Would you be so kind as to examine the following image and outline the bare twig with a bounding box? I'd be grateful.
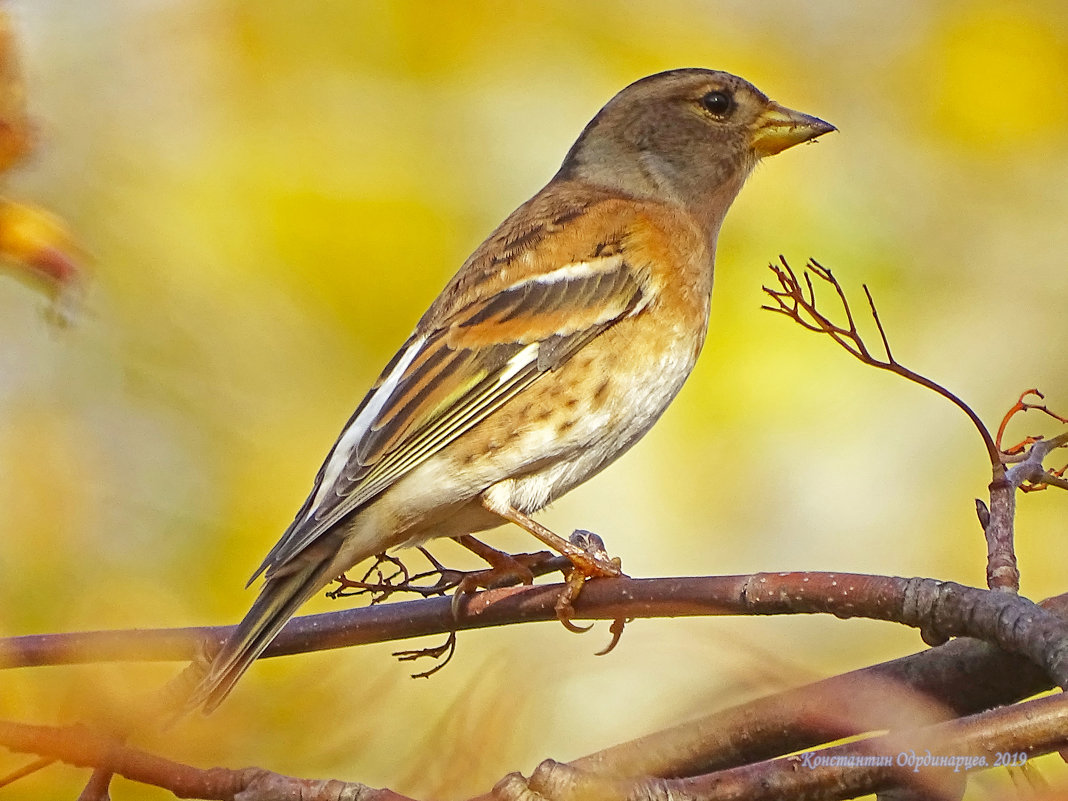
[0,756,55,788]
[996,389,1068,454]
[762,258,1068,595]
[762,257,1000,469]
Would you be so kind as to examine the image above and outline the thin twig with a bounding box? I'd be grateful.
[763,257,1001,470]
[762,257,1054,594]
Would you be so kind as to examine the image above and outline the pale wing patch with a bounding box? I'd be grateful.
[309,334,427,512]
[523,258,621,286]
[497,342,540,383]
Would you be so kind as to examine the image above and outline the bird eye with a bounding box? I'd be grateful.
[700,90,733,117]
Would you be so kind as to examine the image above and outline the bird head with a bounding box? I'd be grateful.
[557,68,835,232]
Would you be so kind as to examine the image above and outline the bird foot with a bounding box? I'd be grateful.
[449,558,539,620]
[567,529,622,577]
[555,569,594,633]
[553,530,625,633]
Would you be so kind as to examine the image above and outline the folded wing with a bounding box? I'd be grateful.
[253,240,648,582]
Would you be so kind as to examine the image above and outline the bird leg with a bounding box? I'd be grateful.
[479,495,623,578]
[395,536,558,677]
[453,534,543,588]
[479,495,623,631]
[448,534,541,620]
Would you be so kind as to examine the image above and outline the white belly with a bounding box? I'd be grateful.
[504,329,698,513]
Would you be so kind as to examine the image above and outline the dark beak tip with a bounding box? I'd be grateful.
[809,116,837,137]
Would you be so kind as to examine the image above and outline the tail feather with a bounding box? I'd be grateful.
[185,555,338,714]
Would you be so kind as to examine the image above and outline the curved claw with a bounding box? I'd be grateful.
[558,609,594,634]
[595,618,627,655]
[554,568,594,633]
[394,631,457,679]
[450,582,470,621]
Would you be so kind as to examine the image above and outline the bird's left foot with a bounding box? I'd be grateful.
[555,530,624,633]
[568,529,620,574]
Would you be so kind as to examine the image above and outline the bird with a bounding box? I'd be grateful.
[185,67,834,713]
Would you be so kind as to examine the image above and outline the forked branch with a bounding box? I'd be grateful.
[763,257,1068,593]
[763,257,1001,471]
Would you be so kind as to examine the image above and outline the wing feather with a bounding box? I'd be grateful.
[254,210,649,579]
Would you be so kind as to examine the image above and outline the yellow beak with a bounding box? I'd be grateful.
[751,101,836,157]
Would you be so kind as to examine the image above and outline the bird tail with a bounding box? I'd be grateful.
[182,553,339,715]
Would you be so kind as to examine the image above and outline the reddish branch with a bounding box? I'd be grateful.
[996,389,1068,456]
[763,258,1068,594]
[499,692,1068,801]
[5,574,1068,689]
[4,593,1068,799]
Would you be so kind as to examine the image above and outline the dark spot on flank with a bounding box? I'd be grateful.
[557,419,577,435]
[593,379,611,406]
[592,239,622,258]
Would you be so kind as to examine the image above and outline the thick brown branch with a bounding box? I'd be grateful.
[498,692,1068,801]
[6,594,1068,801]
[570,591,1068,780]
[0,719,410,801]
[984,419,1068,593]
[985,401,1068,592]
[4,575,1068,691]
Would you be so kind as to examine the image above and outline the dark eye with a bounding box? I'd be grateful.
[700,90,733,117]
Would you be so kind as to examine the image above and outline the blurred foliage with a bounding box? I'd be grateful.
[0,11,83,324]
[0,1,1066,798]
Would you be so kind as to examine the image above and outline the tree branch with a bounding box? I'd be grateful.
[5,575,1068,688]
[499,691,1068,801]
[763,257,1068,596]
[762,257,1001,469]
[6,593,1068,800]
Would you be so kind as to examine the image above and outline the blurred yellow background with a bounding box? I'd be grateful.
[1,1,1066,797]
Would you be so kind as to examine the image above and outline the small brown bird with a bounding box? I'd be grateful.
[187,68,833,712]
